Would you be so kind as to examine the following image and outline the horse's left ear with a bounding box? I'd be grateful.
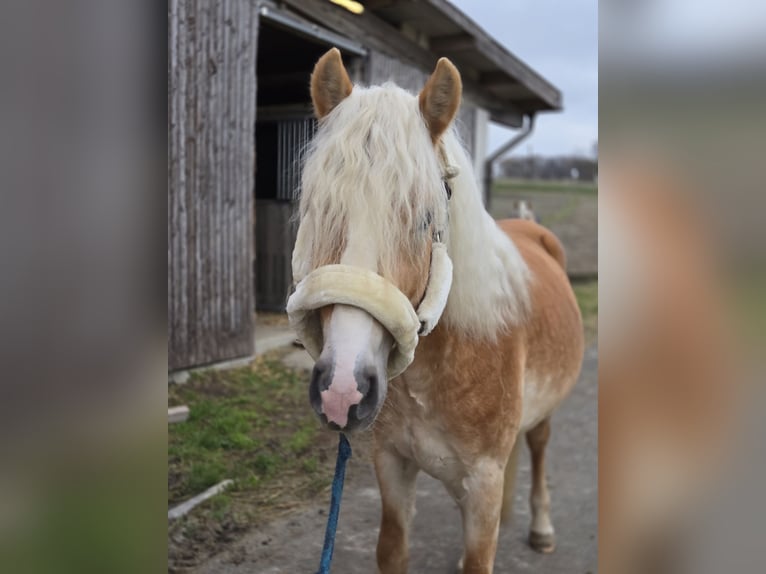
[419,58,462,142]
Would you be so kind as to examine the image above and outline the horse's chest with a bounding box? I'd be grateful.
[386,390,465,484]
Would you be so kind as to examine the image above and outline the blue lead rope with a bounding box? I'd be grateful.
[315,433,352,574]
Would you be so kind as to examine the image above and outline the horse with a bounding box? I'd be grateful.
[287,48,584,574]
[511,199,539,222]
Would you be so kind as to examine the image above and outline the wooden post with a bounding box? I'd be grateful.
[168,0,258,370]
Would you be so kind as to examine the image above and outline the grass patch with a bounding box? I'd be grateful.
[538,196,579,228]
[168,356,333,503]
[168,353,339,570]
[573,280,598,345]
[494,178,597,195]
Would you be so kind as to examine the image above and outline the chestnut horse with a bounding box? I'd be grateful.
[289,49,584,573]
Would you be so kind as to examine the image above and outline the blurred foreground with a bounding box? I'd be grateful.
[600,0,766,571]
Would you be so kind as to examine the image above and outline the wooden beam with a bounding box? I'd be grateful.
[363,0,398,9]
[474,35,561,109]
[489,84,536,99]
[480,70,518,85]
[422,0,562,109]
[429,33,476,54]
[487,108,524,128]
[280,0,436,71]
[484,81,525,94]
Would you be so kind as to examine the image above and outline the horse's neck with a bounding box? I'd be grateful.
[441,135,531,340]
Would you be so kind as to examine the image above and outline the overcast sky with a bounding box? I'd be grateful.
[449,0,598,159]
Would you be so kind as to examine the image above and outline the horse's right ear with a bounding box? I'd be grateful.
[310,48,353,120]
[419,58,462,142]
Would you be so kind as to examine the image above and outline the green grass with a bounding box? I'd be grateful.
[168,356,333,505]
[168,354,341,569]
[493,178,597,195]
[539,196,579,228]
[573,280,598,344]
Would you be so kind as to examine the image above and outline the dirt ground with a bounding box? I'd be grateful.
[192,345,597,574]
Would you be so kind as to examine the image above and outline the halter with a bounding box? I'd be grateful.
[287,144,459,380]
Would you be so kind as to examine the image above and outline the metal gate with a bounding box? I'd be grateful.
[255,115,317,311]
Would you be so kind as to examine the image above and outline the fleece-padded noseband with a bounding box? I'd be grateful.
[286,241,453,380]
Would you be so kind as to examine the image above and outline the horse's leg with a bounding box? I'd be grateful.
[526,417,556,553]
[374,448,419,574]
[456,459,506,574]
[500,437,522,525]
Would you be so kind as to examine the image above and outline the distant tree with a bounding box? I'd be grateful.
[499,154,597,181]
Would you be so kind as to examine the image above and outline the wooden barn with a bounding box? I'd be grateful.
[168,0,561,371]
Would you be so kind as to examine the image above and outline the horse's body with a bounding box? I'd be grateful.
[290,49,584,573]
[374,218,583,572]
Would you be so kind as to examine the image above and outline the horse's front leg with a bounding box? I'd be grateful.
[374,447,419,574]
[456,459,506,574]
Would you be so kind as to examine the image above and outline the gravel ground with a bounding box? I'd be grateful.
[194,346,597,574]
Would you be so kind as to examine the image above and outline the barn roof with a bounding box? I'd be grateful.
[278,0,561,127]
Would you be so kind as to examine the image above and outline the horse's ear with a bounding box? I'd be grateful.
[310,48,353,120]
[419,58,462,142]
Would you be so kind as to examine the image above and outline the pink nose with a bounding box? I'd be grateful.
[320,387,363,428]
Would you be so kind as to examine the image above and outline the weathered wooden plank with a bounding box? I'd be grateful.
[168,0,257,370]
[168,406,190,424]
[168,479,234,520]
[429,33,476,53]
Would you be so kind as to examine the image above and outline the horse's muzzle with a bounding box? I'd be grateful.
[309,358,384,431]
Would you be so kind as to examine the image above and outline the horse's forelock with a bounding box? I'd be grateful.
[297,85,447,280]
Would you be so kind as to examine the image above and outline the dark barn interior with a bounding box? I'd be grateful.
[254,18,362,310]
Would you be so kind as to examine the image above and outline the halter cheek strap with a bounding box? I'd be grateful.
[416,242,452,336]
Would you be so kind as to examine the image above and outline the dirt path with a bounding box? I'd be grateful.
[194,346,597,574]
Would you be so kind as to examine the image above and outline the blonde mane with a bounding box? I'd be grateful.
[440,131,531,339]
[293,83,530,340]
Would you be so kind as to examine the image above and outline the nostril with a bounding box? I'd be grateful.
[355,368,379,420]
[355,366,377,396]
[311,360,333,391]
[309,360,332,414]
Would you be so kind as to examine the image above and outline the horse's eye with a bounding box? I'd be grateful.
[420,211,433,232]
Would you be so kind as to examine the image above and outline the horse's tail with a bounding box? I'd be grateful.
[539,228,567,271]
[501,437,522,525]
[497,219,568,272]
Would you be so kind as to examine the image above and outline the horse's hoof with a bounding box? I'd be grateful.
[528,530,556,554]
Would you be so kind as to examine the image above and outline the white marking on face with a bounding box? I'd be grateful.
[317,217,391,428]
[320,305,375,427]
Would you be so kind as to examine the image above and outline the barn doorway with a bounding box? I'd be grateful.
[254,10,364,311]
